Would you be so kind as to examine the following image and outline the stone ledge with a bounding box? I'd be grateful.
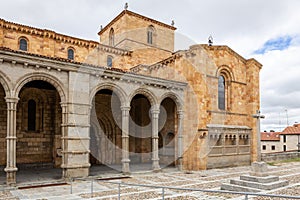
[221,183,261,193]
[240,175,279,183]
[230,179,289,190]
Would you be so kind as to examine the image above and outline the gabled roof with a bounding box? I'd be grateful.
[281,124,300,135]
[98,10,176,35]
[261,132,280,141]
[200,44,262,68]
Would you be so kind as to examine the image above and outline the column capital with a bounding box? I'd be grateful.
[5,97,19,104]
[177,110,184,118]
[120,106,131,112]
[150,107,160,115]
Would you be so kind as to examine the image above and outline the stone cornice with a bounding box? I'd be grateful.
[200,44,262,68]
[98,10,176,35]
[0,47,187,91]
[130,54,181,73]
[97,43,132,56]
[207,110,248,117]
[0,18,98,48]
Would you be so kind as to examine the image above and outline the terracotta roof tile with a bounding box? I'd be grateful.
[261,132,280,141]
[281,124,300,135]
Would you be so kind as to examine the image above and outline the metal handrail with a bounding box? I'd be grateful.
[71,178,300,199]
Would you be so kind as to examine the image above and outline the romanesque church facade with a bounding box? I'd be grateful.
[0,9,262,185]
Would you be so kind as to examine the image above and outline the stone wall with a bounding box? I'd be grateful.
[99,11,175,52]
[16,86,62,167]
[262,151,300,162]
[0,19,98,63]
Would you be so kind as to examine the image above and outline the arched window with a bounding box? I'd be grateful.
[147,26,155,44]
[109,28,114,46]
[218,75,226,110]
[107,56,113,67]
[67,48,74,60]
[19,38,28,51]
[28,99,36,131]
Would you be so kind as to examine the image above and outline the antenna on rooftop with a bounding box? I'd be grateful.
[285,109,289,126]
[124,2,128,10]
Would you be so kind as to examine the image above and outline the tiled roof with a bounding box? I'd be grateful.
[0,46,126,73]
[281,124,300,135]
[261,132,280,141]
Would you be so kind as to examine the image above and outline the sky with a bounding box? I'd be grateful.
[1,0,300,131]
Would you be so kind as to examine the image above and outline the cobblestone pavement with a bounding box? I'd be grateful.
[1,162,300,200]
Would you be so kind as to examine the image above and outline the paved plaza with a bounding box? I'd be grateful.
[1,162,300,200]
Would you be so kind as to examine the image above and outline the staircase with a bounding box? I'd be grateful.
[221,162,289,192]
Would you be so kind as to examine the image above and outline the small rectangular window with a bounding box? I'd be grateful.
[283,135,286,143]
[271,145,276,151]
[283,145,286,152]
[262,145,266,150]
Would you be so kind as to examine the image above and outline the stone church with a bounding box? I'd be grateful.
[0,8,262,185]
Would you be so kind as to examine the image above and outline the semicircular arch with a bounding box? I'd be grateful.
[14,72,66,102]
[216,65,235,81]
[0,70,12,97]
[128,87,158,107]
[158,92,183,111]
[90,83,127,106]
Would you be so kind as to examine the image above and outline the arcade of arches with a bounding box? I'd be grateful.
[0,63,185,186]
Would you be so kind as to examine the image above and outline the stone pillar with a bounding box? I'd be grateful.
[60,102,68,178]
[177,110,184,171]
[151,107,160,172]
[121,106,130,174]
[5,97,19,186]
[61,102,91,179]
[252,110,265,162]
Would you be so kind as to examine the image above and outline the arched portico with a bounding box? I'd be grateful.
[158,92,184,170]
[5,73,66,185]
[89,88,123,175]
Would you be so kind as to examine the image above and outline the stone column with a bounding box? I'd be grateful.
[177,110,184,171]
[151,107,160,172]
[252,110,265,162]
[4,97,19,186]
[121,106,130,174]
[60,102,68,178]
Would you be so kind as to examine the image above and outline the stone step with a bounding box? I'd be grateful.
[240,175,279,183]
[221,183,262,193]
[230,179,289,190]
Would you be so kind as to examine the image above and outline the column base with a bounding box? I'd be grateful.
[152,160,161,172]
[62,165,89,179]
[122,159,131,175]
[5,167,18,186]
[177,158,183,171]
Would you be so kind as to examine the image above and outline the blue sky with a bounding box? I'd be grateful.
[254,36,292,54]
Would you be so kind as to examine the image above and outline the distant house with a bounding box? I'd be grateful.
[280,123,300,152]
[261,131,281,153]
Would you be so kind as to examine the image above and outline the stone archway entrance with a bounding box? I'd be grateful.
[159,98,177,167]
[129,94,152,169]
[0,84,7,184]
[16,80,62,181]
[89,89,122,173]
